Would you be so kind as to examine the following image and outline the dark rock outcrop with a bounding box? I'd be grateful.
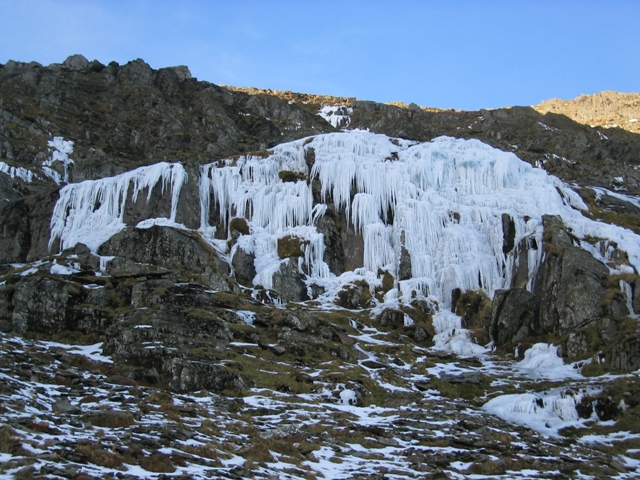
[272,258,308,302]
[12,276,77,334]
[491,288,536,347]
[491,215,635,363]
[537,217,616,336]
[0,191,58,263]
[98,226,229,290]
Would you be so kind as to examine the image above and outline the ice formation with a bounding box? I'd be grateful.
[199,130,640,309]
[318,105,353,128]
[43,137,74,184]
[0,161,35,183]
[483,389,586,437]
[516,343,582,380]
[49,130,640,312]
[50,162,187,252]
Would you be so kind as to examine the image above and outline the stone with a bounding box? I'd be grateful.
[538,239,609,335]
[501,213,516,254]
[271,258,308,302]
[491,288,536,346]
[439,372,483,384]
[99,226,229,288]
[12,276,77,334]
[608,336,640,372]
[0,192,59,263]
[167,359,245,392]
[231,246,256,283]
[63,54,89,70]
[337,280,372,309]
[53,398,79,414]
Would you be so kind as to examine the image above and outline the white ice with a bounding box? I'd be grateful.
[516,343,582,380]
[0,161,35,183]
[483,388,586,437]
[43,137,74,184]
[46,130,640,319]
[49,162,187,252]
[318,105,353,128]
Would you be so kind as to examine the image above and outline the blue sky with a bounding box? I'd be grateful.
[1,0,638,110]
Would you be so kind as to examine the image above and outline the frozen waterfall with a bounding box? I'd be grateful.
[47,130,640,310]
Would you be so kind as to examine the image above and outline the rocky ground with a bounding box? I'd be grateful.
[1,307,640,479]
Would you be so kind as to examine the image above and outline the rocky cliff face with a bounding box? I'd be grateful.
[534,90,640,135]
[2,55,640,478]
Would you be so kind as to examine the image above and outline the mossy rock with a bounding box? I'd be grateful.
[278,170,306,183]
[229,217,250,235]
[336,280,373,309]
[277,235,307,259]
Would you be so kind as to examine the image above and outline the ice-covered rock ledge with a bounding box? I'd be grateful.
[48,130,640,317]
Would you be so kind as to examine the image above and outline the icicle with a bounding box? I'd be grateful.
[194,130,640,309]
[49,162,187,252]
[43,137,75,184]
[0,161,35,182]
[620,280,637,317]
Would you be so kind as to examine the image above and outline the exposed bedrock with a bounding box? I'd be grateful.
[491,215,638,369]
[98,225,229,290]
[0,191,58,263]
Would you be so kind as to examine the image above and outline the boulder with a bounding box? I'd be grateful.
[538,238,610,336]
[337,280,373,309]
[98,226,229,289]
[491,288,536,347]
[271,258,308,302]
[63,54,89,70]
[231,246,256,283]
[167,359,245,393]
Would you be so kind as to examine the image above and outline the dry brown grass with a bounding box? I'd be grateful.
[0,426,21,454]
[138,452,176,473]
[83,410,135,428]
[76,444,125,470]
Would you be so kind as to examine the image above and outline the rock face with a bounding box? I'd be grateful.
[2,55,640,383]
[4,55,640,480]
[12,276,75,334]
[0,191,59,263]
[491,288,536,347]
[99,226,229,290]
[491,214,639,369]
[537,216,613,336]
[0,56,331,187]
[534,91,640,135]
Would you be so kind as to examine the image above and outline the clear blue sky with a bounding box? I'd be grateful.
[1,0,638,110]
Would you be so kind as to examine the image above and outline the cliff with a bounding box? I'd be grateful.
[1,55,640,478]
